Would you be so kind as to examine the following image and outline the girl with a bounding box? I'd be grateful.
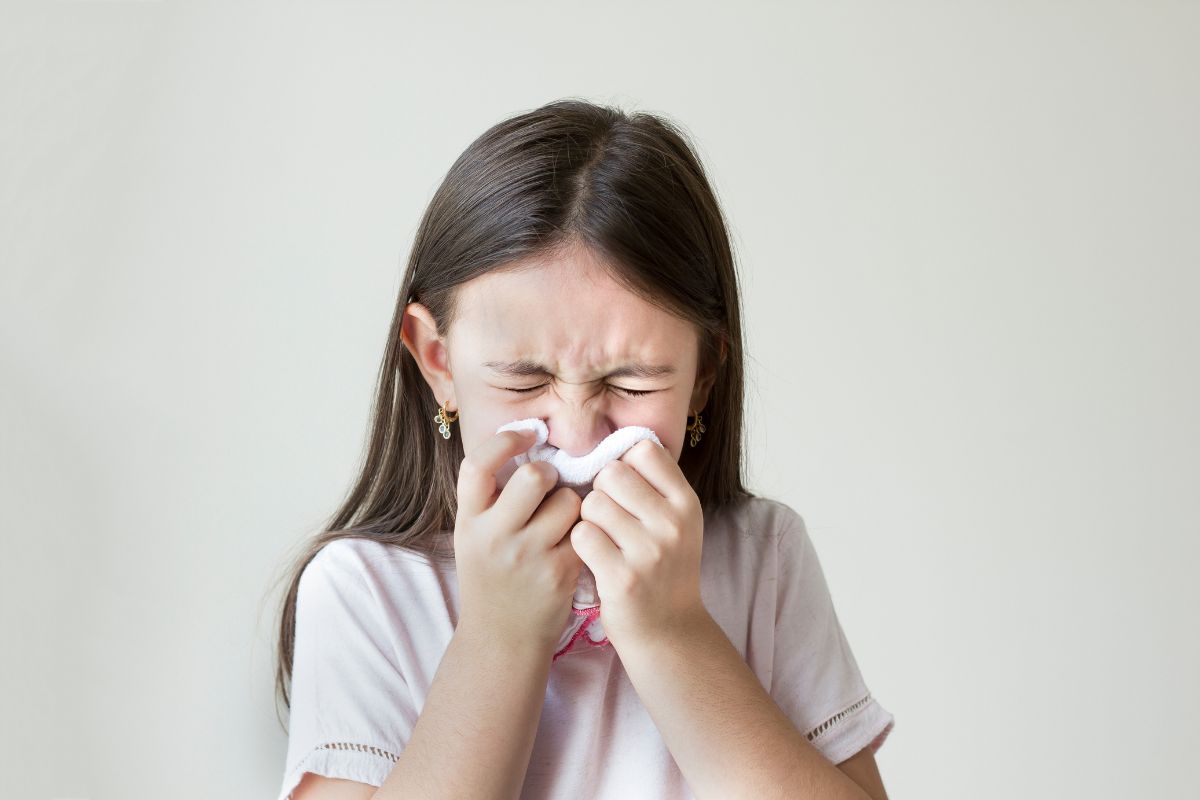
[271,99,894,800]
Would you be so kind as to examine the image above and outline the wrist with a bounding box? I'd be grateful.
[455,615,561,661]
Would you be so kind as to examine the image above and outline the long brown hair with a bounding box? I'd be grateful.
[269,97,756,729]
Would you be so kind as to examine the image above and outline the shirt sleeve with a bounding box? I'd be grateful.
[769,510,895,765]
[276,542,419,800]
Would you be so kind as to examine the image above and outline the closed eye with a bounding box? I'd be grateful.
[505,385,656,397]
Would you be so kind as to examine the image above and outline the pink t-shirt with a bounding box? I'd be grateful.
[276,496,894,799]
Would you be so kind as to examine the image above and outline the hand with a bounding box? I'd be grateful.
[569,438,707,647]
[454,429,586,652]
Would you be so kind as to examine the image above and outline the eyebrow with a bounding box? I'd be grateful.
[484,359,677,380]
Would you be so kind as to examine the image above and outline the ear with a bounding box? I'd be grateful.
[689,336,725,412]
[400,302,456,410]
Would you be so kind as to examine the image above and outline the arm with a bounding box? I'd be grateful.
[370,620,555,800]
[836,746,889,800]
[615,608,886,800]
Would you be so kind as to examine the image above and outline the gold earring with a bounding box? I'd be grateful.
[686,408,706,447]
[434,400,459,440]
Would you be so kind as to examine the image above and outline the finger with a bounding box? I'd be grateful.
[591,457,665,526]
[524,485,584,550]
[487,459,562,535]
[457,429,539,517]
[579,488,642,555]
[615,439,681,506]
[570,518,622,576]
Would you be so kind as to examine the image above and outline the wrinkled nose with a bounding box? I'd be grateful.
[544,416,615,459]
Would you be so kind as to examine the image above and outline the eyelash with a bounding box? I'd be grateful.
[505,385,655,398]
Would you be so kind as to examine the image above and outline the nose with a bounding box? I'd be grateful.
[543,412,616,458]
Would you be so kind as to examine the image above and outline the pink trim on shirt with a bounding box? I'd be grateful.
[552,606,611,661]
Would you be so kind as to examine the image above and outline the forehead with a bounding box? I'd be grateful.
[451,254,696,375]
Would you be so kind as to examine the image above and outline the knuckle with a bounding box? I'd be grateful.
[592,470,610,492]
[512,461,558,494]
[665,517,684,540]
[515,461,543,483]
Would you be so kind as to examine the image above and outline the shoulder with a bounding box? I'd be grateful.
[704,495,810,545]
[301,534,461,627]
[307,535,440,578]
[299,535,448,609]
[292,537,450,654]
[699,496,815,597]
[308,535,395,572]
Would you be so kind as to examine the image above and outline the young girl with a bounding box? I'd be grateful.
[272,99,894,800]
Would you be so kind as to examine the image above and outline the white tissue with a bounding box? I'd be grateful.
[493,417,663,500]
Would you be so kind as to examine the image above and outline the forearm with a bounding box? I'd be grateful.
[615,609,871,800]
[372,621,553,800]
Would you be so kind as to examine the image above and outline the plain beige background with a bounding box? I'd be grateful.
[2,1,1197,798]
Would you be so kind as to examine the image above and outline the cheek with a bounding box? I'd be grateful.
[613,405,684,460]
[453,402,523,455]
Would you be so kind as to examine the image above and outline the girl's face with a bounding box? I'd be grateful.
[401,247,717,465]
